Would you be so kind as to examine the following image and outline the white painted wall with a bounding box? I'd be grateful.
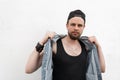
[0,0,120,80]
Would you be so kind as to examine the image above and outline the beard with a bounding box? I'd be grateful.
[68,31,81,40]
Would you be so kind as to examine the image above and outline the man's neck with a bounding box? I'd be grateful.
[64,35,79,44]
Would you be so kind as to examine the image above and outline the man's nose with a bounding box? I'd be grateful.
[74,25,79,29]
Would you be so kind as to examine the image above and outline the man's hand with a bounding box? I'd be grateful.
[39,31,56,45]
[88,36,99,47]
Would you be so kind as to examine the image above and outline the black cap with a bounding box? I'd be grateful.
[67,9,86,23]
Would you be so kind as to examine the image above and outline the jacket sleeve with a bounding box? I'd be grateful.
[86,44,102,80]
[41,39,53,80]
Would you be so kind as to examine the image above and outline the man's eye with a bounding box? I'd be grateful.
[78,24,82,27]
[71,23,76,26]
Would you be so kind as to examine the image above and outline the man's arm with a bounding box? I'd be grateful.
[25,32,56,74]
[88,36,106,73]
[25,49,43,74]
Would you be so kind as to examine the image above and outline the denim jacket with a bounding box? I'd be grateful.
[41,35,102,80]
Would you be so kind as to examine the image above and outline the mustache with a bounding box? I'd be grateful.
[72,31,79,33]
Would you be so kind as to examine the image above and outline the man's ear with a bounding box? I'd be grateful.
[66,23,68,28]
[83,24,85,28]
[84,24,86,27]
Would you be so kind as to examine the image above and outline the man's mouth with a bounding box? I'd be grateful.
[72,32,79,35]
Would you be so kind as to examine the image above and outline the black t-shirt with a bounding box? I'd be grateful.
[52,39,87,80]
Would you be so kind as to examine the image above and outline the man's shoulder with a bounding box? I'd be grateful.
[52,34,66,42]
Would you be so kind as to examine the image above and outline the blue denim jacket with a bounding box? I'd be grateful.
[41,35,102,80]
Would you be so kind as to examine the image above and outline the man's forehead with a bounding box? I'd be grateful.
[69,17,84,24]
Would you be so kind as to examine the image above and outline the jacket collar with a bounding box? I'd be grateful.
[52,34,93,51]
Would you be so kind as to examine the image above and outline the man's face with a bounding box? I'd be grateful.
[66,17,85,40]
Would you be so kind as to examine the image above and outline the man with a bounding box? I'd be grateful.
[25,10,105,80]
